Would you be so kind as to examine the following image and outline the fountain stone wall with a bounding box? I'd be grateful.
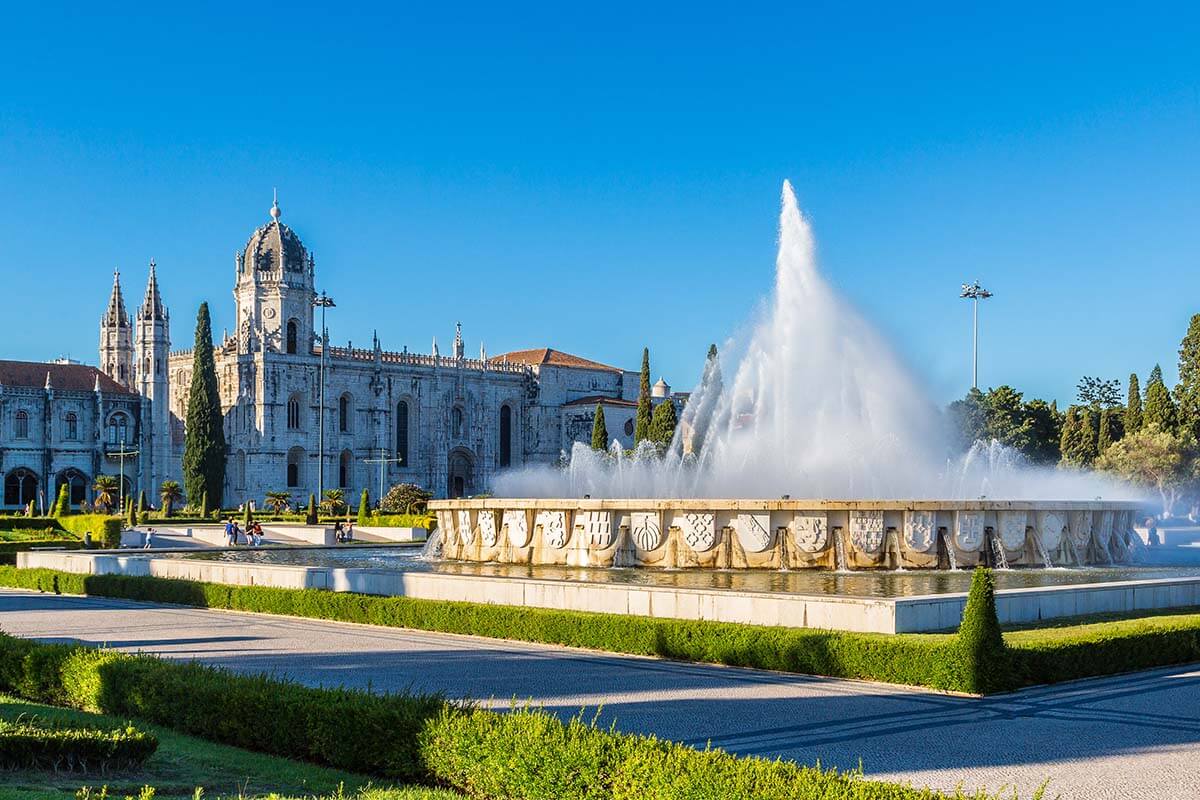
[428,499,1142,570]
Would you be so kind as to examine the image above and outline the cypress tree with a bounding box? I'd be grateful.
[53,483,70,517]
[242,502,252,527]
[200,490,209,518]
[1177,314,1200,442]
[1097,408,1115,456]
[182,302,227,509]
[137,490,147,514]
[649,399,678,449]
[306,493,318,525]
[1125,373,1143,434]
[1078,407,1099,466]
[358,488,370,524]
[1144,364,1178,432]
[1059,406,1084,467]
[126,496,136,528]
[634,347,652,445]
[956,567,1010,694]
[591,403,609,451]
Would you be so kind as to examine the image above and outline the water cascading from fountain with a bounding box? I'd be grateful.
[989,530,1011,570]
[1032,530,1055,569]
[833,529,849,572]
[495,181,1141,503]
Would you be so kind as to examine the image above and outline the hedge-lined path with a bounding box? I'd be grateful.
[2,589,1197,800]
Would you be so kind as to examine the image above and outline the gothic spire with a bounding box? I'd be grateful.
[139,259,167,321]
[270,187,281,222]
[453,321,464,360]
[102,270,130,328]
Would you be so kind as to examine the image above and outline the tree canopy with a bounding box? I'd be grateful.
[182,302,227,509]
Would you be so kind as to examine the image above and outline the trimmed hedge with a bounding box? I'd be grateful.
[0,717,157,772]
[56,514,122,548]
[0,567,966,691]
[0,634,1001,799]
[365,514,436,530]
[0,539,84,566]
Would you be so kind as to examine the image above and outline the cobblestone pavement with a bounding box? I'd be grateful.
[2,589,1197,799]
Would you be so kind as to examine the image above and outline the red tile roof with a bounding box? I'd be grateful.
[489,348,622,373]
[0,360,133,394]
[563,395,637,408]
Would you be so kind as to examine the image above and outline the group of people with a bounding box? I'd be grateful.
[334,521,355,543]
[224,519,265,547]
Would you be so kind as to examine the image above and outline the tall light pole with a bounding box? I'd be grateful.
[960,281,993,390]
[313,291,336,503]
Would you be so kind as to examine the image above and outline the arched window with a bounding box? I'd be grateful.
[286,319,299,354]
[339,450,352,488]
[287,395,301,430]
[64,413,78,441]
[499,405,512,468]
[396,400,409,465]
[55,469,87,507]
[287,447,304,488]
[4,469,38,507]
[14,410,29,439]
[452,406,464,439]
[107,412,129,445]
[339,394,352,433]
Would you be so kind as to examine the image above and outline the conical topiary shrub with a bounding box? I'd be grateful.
[306,493,318,525]
[357,489,370,525]
[956,567,1011,694]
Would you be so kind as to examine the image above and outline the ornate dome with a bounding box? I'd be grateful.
[241,196,311,274]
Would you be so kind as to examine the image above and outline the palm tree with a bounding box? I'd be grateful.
[160,480,183,517]
[321,488,346,516]
[264,491,292,515]
[92,475,119,513]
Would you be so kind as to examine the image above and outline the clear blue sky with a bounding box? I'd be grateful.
[1,2,1197,406]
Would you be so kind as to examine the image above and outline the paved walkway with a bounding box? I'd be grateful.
[1,589,1196,799]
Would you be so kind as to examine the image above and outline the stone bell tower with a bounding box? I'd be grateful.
[99,270,133,388]
[135,259,172,491]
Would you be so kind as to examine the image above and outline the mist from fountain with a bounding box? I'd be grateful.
[495,181,1141,502]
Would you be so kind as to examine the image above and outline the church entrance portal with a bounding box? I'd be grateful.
[448,449,474,499]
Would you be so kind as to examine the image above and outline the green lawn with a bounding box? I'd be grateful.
[0,696,458,800]
[1005,606,1200,644]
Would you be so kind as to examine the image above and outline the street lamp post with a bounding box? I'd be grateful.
[960,281,993,390]
[111,446,140,516]
[363,448,404,508]
[313,291,336,503]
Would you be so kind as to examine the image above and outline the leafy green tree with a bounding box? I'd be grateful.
[159,480,183,517]
[380,483,433,514]
[590,403,608,451]
[1144,364,1178,433]
[1177,314,1200,443]
[982,385,1028,451]
[1125,373,1143,434]
[649,399,678,450]
[1097,424,1199,515]
[1021,399,1062,464]
[634,347,652,445]
[92,475,118,513]
[305,493,318,525]
[1076,376,1122,408]
[947,388,988,452]
[182,302,227,508]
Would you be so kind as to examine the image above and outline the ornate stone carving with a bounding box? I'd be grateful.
[736,513,772,553]
[503,510,530,548]
[680,512,716,552]
[1036,511,1065,551]
[578,511,614,548]
[479,510,499,547]
[536,510,568,549]
[849,510,884,553]
[955,511,984,552]
[1068,511,1093,546]
[1094,510,1114,544]
[790,512,827,553]
[457,510,474,545]
[999,511,1027,551]
[630,512,663,550]
[903,510,937,553]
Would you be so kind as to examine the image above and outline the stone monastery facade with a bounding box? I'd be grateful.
[88,196,658,506]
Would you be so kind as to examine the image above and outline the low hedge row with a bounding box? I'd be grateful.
[0,567,971,691]
[0,633,999,798]
[0,716,157,772]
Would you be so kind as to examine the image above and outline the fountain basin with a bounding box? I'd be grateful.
[429,499,1141,570]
